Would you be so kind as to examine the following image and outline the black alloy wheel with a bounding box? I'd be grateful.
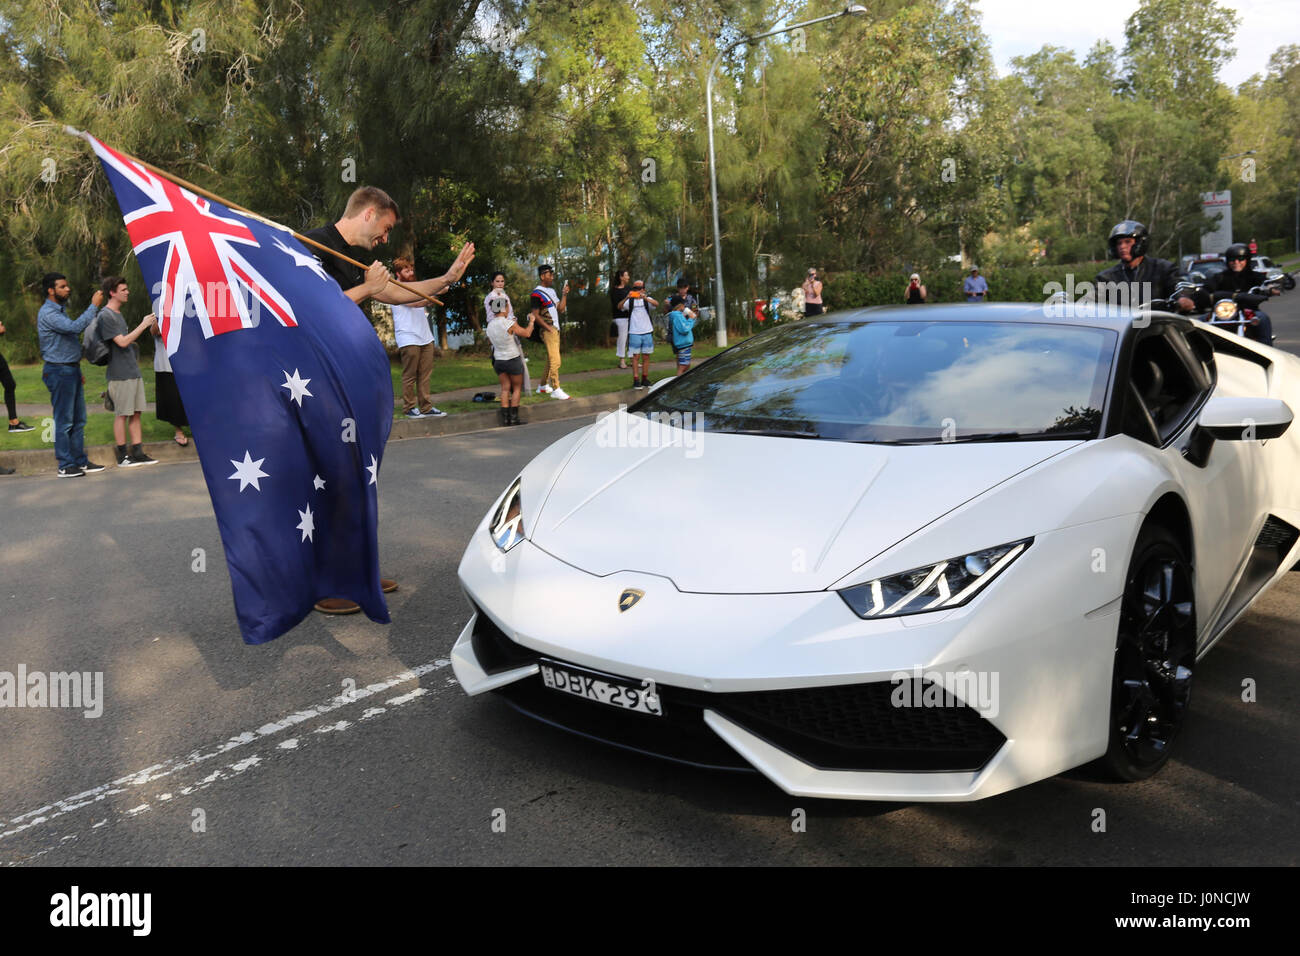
[1103,525,1197,781]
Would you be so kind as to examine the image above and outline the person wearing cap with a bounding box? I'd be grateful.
[904,273,927,304]
[532,264,569,400]
[487,292,536,425]
[963,267,988,302]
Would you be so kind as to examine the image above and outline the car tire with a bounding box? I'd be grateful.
[1101,524,1197,781]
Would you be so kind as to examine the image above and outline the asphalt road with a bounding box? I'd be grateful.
[2,296,1298,866]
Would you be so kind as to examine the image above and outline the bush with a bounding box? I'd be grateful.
[822,261,1111,310]
[1261,238,1294,259]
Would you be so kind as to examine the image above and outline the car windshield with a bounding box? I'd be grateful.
[637,319,1117,443]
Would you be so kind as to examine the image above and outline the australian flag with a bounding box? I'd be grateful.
[87,134,393,644]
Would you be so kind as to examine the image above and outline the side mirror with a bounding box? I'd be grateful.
[1198,396,1293,441]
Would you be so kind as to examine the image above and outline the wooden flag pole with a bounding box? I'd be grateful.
[65,127,443,307]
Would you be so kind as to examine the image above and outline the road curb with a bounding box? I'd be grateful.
[0,389,642,476]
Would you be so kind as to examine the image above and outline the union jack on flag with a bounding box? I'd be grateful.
[85,132,395,644]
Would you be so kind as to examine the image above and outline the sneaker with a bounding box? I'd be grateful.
[405,409,424,419]
[634,378,647,390]
[81,461,106,474]
[129,451,159,466]
[117,451,140,467]
[549,388,570,400]
[536,384,553,394]
[7,421,33,433]
[642,377,652,389]
[423,407,448,418]
[57,465,85,478]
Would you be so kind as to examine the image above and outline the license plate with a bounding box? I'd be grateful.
[539,661,663,717]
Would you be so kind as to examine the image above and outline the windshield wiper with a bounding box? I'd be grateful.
[873,429,1091,445]
[725,427,823,439]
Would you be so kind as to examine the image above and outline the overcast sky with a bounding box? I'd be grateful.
[976,0,1300,89]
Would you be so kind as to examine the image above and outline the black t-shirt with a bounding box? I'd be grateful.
[610,284,630,318]
[1205,267,1271,309]
[301,224,364,293]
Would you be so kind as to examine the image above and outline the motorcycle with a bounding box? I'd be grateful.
[1203,277,1284,346]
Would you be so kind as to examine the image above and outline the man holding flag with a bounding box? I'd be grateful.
[79,131,423,644]
[302,187,474,614]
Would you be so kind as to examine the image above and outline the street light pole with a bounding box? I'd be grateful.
[706,5,867,347]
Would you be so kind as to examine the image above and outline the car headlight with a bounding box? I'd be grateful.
[1213,299,1238,320]
[838,538,1032,619]
[489,477,525,551]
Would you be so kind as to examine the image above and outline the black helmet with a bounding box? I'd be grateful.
[1107,220,1149,260]
[1223,243,1250,261]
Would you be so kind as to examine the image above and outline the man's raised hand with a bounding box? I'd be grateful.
[364,261,391,297]
[449,242,475,282]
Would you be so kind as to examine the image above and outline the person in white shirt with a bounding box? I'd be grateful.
[484,271,530,394]
[487,293,537,426]
[391,256,446,418]
[532,263,569,399]
[619,279,659,389]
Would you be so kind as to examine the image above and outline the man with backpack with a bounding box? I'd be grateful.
[96,276,157,466]
[36,272,107,477]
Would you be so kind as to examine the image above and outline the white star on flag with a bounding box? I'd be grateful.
[273,236,333,283]
[297,504,315,542]
[281,368,313,406]
[367,454,379,486]
[229,451,269,492]
[313,474,326,491]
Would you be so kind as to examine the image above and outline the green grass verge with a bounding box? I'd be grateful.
[0,413,181,451]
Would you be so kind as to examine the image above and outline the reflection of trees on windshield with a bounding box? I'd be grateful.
[643,321,1115,441]
[1047,406,1101,432]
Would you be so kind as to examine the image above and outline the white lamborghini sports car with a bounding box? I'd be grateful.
[451,304,1300,801]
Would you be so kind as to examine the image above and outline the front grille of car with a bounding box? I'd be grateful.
[466,608,1006,775]
[712,683,1006,773]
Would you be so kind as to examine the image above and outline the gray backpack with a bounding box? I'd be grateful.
[82,310,110,366]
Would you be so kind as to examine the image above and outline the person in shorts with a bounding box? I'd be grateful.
[487,292,536,426]
[666,294,697,374]
[97,277,157,466]
[621,279,659,389]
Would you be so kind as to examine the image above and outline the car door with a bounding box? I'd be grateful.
[1123,323,1259,646]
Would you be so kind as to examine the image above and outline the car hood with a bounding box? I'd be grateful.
[526,410,1080,593]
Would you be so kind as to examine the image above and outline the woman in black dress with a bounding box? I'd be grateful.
[151,319,189,445]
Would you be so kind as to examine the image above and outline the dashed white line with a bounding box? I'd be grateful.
[1,659,453,860]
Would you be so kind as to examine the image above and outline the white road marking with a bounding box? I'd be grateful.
[0,659,454,860]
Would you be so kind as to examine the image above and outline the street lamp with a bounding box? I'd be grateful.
[706,4,868,346]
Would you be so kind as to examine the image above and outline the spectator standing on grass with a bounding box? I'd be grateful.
[150,316,189,447]
[667,294,697,375]
[486,272,530,394]
[532,264,569,399]
[391,255,446,419]
[37,272,107,478]
[610,268,631,369]
[97,277,157,467]
[905,273,927,304]
[487,293,537,427]
[802,268,824,316]
[1248,238,1258,256]
[963,267,988,302]
[621,279,659,389]
[0,319,33,436]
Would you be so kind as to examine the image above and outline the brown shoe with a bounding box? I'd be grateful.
[314,598,361,615]
[381,578,398,594]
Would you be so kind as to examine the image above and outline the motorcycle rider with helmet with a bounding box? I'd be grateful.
[1095,220,1206,314]
[1202,242,1278,345]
